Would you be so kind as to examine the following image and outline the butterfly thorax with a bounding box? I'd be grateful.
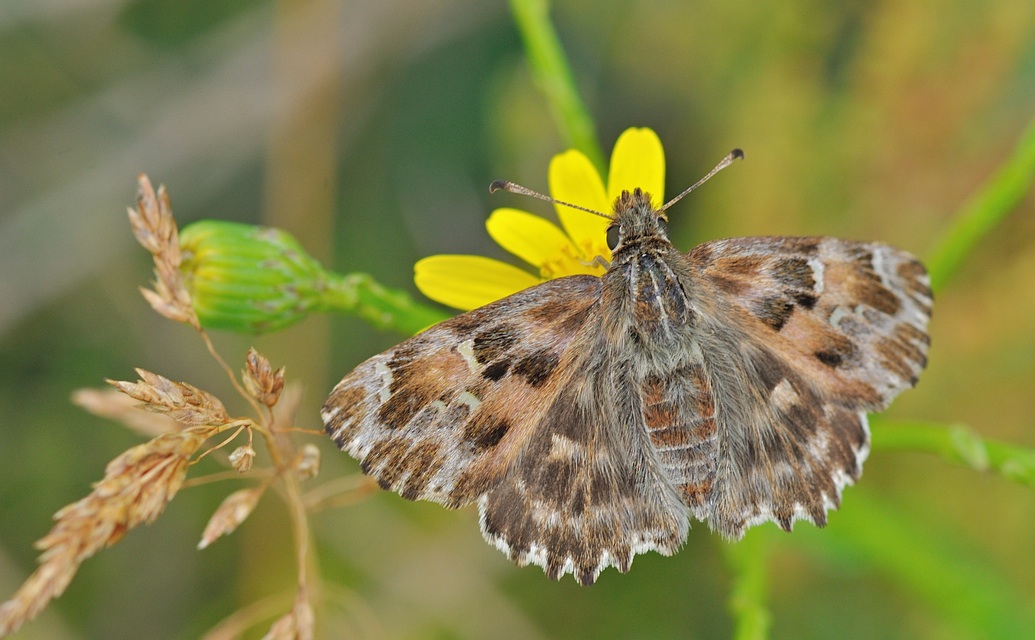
[602,189,696,344]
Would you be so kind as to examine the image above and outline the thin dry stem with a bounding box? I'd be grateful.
[199,331,269,436]
[201,592,296,640]
[304,475,380,513]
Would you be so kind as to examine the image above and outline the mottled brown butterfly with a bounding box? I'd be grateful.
[322,150,931,585]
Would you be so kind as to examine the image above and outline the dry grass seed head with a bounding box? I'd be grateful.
[198,486,265,550]
[263,588,315,640]
[229,445,256,473]
[296,444,321,481]
[108,368,230,427]
[0,426,218,636]
[72,387,181,437]
[243,348,285,408]
[128,174,198,328]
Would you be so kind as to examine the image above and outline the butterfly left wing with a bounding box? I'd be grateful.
[322,276,603,508]
[681,236,931,537]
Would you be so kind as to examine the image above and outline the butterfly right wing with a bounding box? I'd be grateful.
[322,275,603,509]
[676,236,931,538]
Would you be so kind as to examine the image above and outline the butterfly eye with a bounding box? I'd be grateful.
[657,217,669,236]
[606,225,621,250]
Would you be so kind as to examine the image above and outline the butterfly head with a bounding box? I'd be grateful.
[606,189,669,252]
[490,148,742,263]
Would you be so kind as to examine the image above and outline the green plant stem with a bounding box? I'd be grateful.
[321,272,449,335]
[926,114,1035,290]
[871,419,1035,487]
[509,0,605,173]
[723,531,771,640]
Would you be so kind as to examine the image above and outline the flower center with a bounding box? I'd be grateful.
[538,240,610,279]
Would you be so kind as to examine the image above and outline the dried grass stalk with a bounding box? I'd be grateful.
[128,174,198,328]
[0,426,218,636]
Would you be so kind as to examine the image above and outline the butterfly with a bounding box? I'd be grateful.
[322,150,932,585]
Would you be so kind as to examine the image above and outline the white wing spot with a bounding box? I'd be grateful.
[828,305,849,328]
[457,390,482,412]
[770,378,800,411]
[457,339,479,373]
[547,433,582,460]
[374,361,393,404]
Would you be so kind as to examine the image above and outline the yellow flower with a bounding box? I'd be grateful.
[414,127,666,311]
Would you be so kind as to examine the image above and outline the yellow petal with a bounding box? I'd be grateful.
[548,150,611,254]
[486,208,574,270]
[607,127,665,207]
[414,255,540,311]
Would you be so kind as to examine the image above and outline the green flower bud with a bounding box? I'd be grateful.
[178,220,449,335]
[179,220,333,333]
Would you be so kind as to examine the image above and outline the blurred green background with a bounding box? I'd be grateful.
[1,1,1033,638]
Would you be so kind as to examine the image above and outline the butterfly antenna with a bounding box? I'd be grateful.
[489,180,612,220]
[660,148,744,213]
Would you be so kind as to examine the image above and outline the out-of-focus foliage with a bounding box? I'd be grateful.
[1,1,1033,638]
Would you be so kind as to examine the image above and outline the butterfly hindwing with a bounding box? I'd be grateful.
[480,335,694,585]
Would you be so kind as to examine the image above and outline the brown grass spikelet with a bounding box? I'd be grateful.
[108,368,230,427]
[72,387,180,437]
[296,444,321,481]
[129,174,198,328]
[197,487,265,550]
[0,425,219,636]
[243,348,285,408]
[263,588,315,640]
[229,445,256,473]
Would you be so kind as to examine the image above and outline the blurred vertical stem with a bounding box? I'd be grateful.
[723,531,771,640]
[926,114,1035,290]
[509,0,605,173]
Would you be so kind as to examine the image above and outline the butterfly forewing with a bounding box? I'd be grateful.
[690,236,931,404]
